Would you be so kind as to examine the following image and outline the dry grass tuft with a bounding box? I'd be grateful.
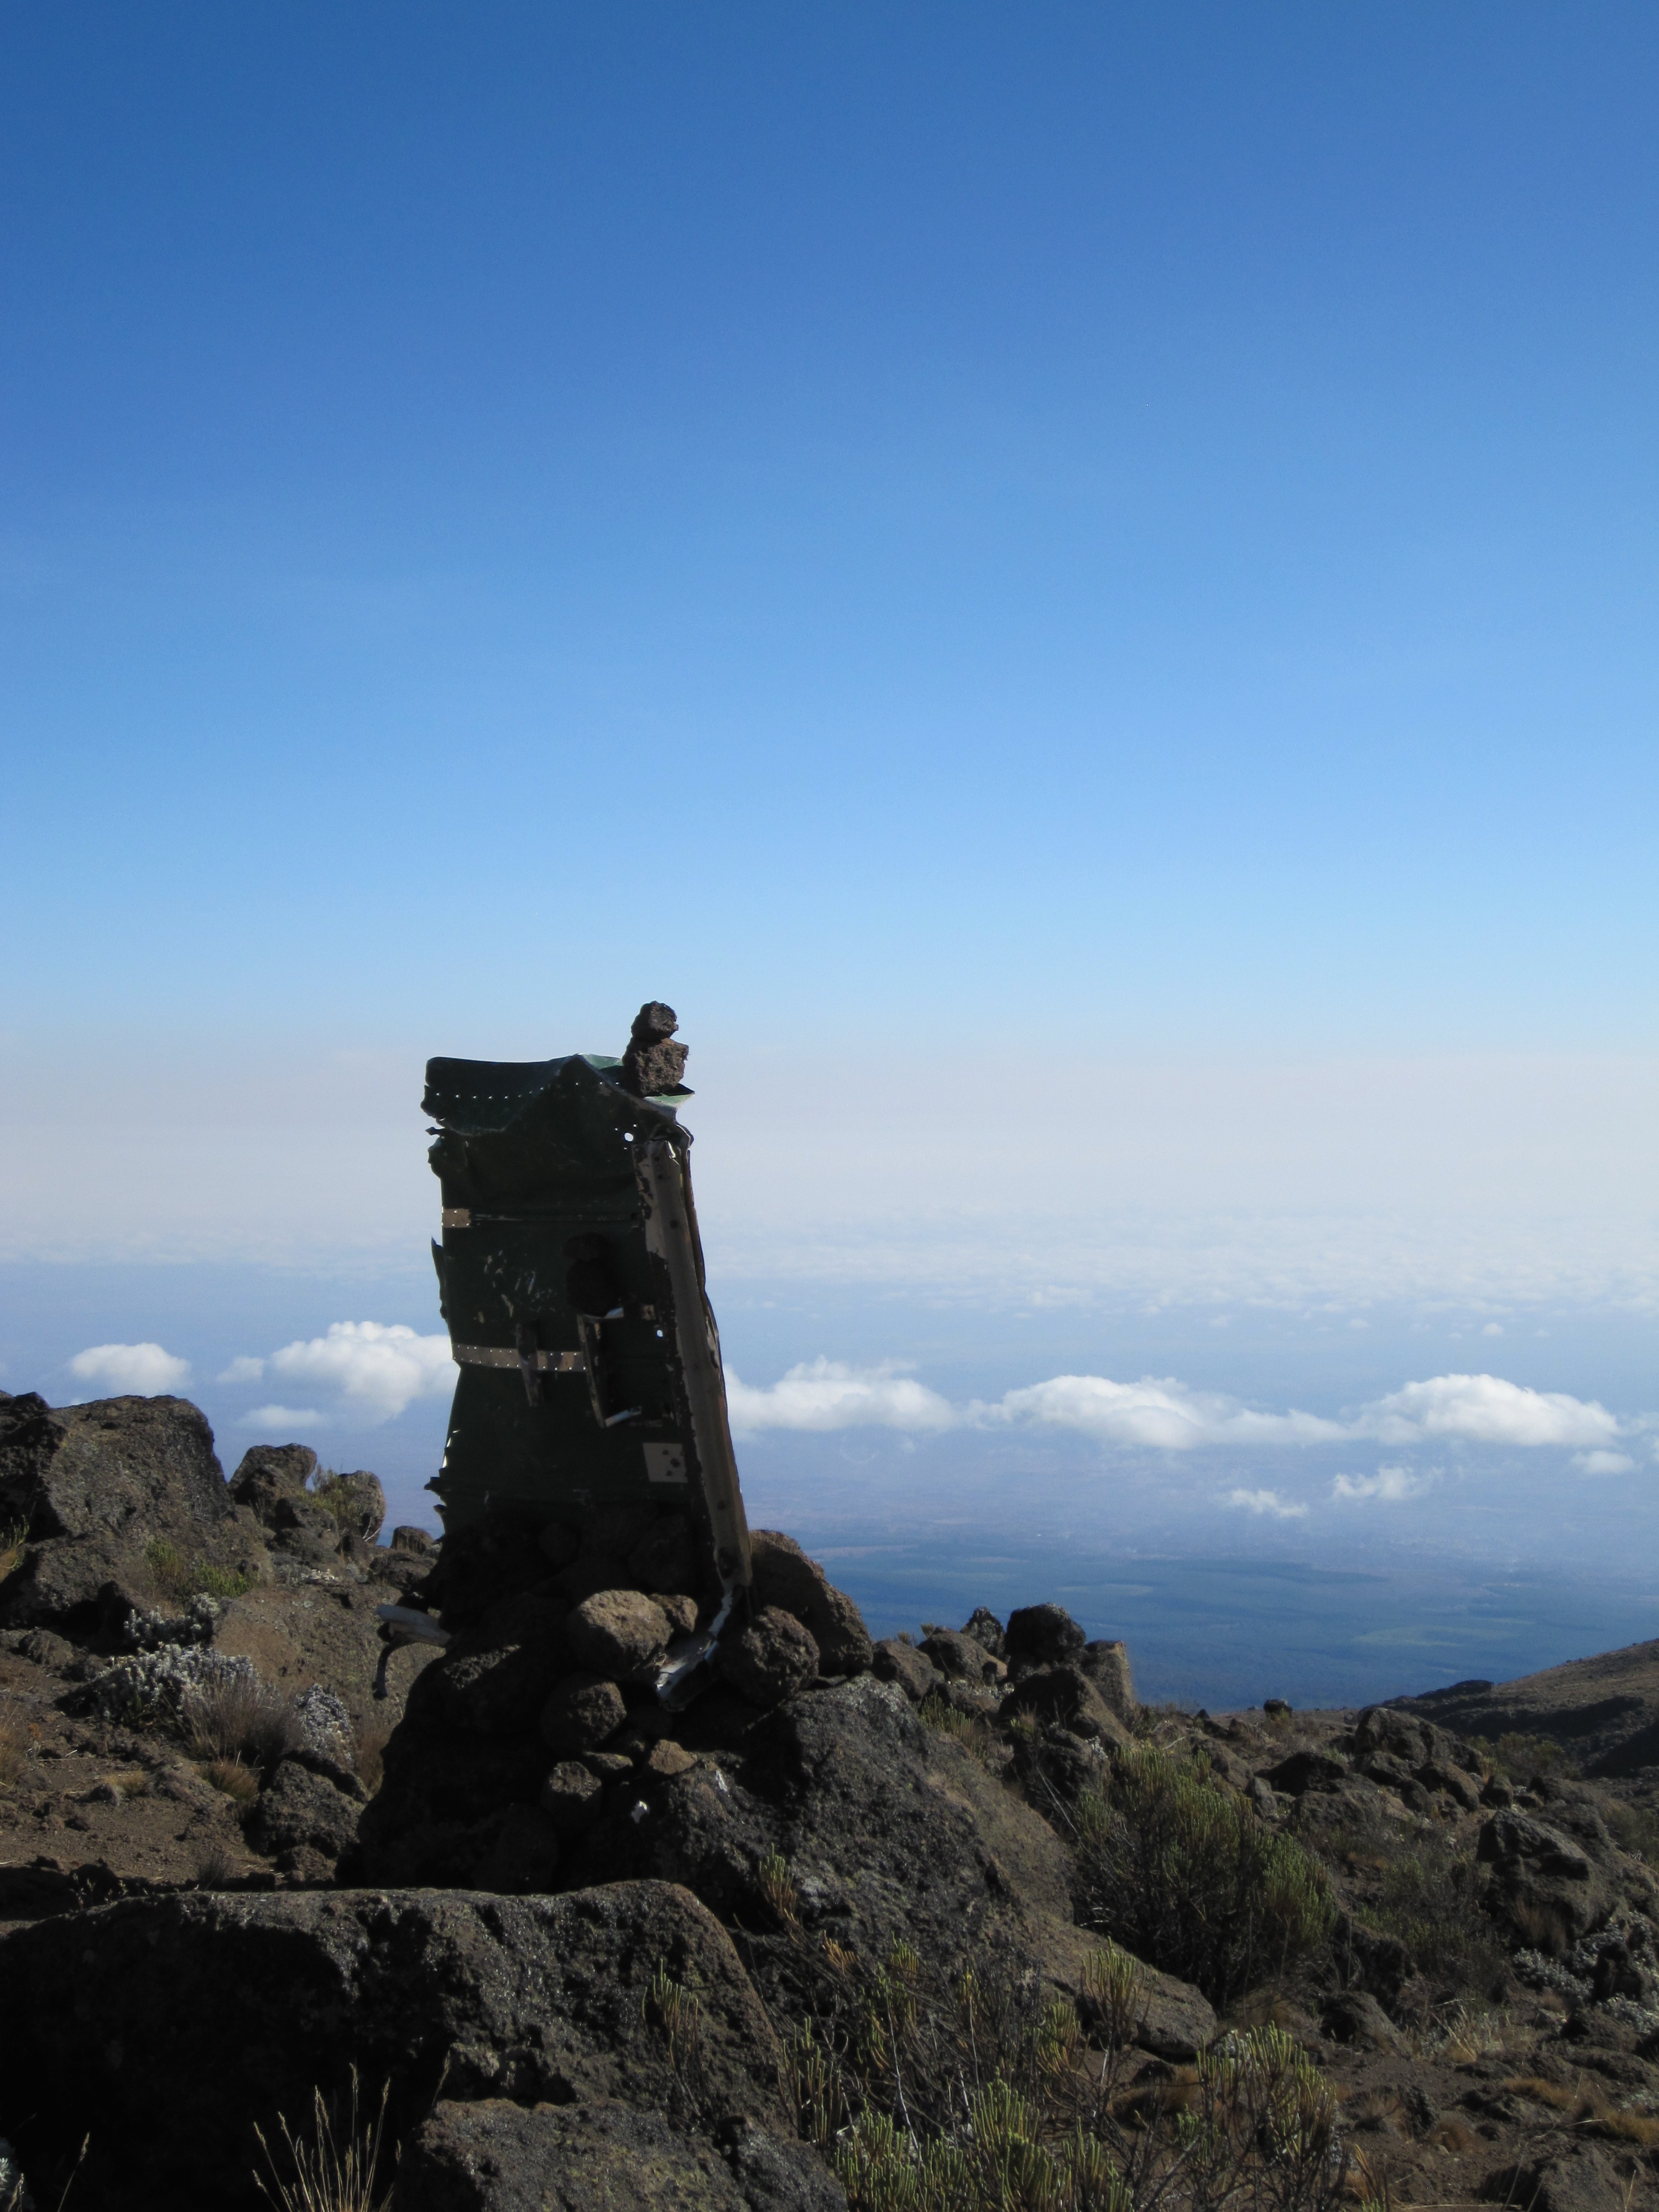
[196,1842,239,1889]
[110,1768,152,1799]
[200,1757,259,1803]
[1433,2005,1515,2064]
[256,2068,393,2212]
[1502,2075,1579,2112]
[184,1672,301,1768]
[0,1698,27,1786]
[917,1691,995,1766]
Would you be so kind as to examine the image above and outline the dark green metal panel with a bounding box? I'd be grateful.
[423,1051,718,1534]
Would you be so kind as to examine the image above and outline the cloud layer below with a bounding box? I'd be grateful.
[728,1361,1632,1458]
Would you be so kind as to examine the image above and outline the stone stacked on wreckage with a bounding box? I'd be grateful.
[350,1505,875,1892]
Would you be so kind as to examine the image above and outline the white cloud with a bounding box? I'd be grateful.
[1482,1322,1505,1337]
[984,1374,1344,1451]
[722,1354,1636,1462]
[218,1355,266,1384]
[1573,1449,1635,1476]
[1353,1374,1620,1449]
[1225,1488,1308,1519]
[1331,1465,1434,1503]
[726,1359,955,1436]
[66,1342,190,1395]
[240,1404,325,1430]
[265,1321,456,1424]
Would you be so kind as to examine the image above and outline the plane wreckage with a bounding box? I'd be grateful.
[378,1004,753,1700]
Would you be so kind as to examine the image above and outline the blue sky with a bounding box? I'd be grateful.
[3,6,1657,1692]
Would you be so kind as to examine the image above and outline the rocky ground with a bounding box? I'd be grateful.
[3,1385,1659,2212]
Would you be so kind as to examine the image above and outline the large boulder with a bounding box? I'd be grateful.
[0,1882,790,2212]
[0,1394,260,1630]
[1078,1639,1135,1721]
[1477,1802,1621,1946]
[245,1756,365,1863]
[227,1443,317,1527]
[315,1468,386,1541]
[412,1593,571,1739]
[1003,1602,1086,1679]
[870,1637,943,1704]
[1006,1663,1131,1747]
[576,1675,1085,2007]
[748,1531,872,1677]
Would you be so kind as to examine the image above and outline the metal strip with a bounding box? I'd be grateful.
[638,1139,752,1592]
[451,1344,586,1374]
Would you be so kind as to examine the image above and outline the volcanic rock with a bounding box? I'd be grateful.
[716,1606,819,1708]
[227,1442,318,1527]
[540,1760,606,1836]
[566,1588,671,1681]
[920,1626,1001,1684]
[0,1882,787,2212]
[1078,1638,1135,1721]
[748,1530,873,1677]
[245,1756,363,1861]
[317,1469,385,1541]
[0,1394,255,1630]
[870,1636,943,1704]
[1003,1601,1087,1679]
[1008,1662,1131,1746]
[541,1672,628,1755]
[960,1605,1006,1657]
[418,1504,554,1630]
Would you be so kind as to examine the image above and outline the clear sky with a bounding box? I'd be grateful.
[3,6,1656,1693]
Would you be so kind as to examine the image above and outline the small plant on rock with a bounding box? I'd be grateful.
[918,1692,994,1765]
[643,1960,707,2112]
[758,1849,799,1923]
[0,1520,27,1588]
[309,1471,378,1538]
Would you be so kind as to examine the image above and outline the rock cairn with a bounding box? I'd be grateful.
[351,1502,875,1891]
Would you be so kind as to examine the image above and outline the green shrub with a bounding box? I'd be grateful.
[1473,1732,1567,1782]
[1603,1797,1659,1865]
[310,1469,380,1537]
[1325,1814,1506,2000]
[1074,1744,1334,2008]
[782,1930,1348,2212]
[143,1537,251,1605]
